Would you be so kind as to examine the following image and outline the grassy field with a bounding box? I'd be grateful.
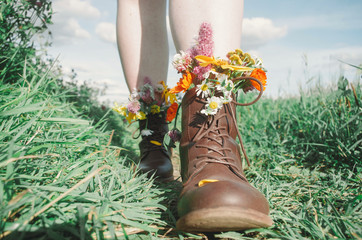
[1,1,361,239]
[1,56,361,239]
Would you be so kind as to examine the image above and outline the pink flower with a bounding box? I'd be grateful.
[141,89,153,105]
[193,65,212,81]
[127,100,141,113]
[168,129,181,142]
[172,51,192,72]
[188,22,214,81]
[143,77,152,85]
[190,22,214,58]
[139,78,155,104]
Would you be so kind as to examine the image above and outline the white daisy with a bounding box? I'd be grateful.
[141,129,153,136]
[222,91,233,104]
[254,56,264,68]
[203,70,218,79]
[216,84,226,92]
[130,89,139,100]
[201,96,223,115]
[196,79,212,99]
[216,73,228,82]
[154,83,164,93]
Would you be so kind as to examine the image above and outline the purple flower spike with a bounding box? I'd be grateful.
[168,129,181,143]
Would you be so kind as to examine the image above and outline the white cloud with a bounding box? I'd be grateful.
[51,0,102,45]
[95,22,117,43]
[51,18,91,44]
[53,0,101,19]
[242,17,287,50]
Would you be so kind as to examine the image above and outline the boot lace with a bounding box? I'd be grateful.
[185,77,263,184]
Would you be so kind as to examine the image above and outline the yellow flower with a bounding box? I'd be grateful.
[136,111,146,120]
[150,105,160,114]
[113,103,127,117]
[165,90,177,105]
[228,49,256,66]
[201,84,208,91]
[198,179,219,187]
[195,55,253,72]
[209,101,219,110]
[125,112,136,124]
[159,80,168,97]
[150,140,162,146]
[235,48,244,55]
[229,54,243,65]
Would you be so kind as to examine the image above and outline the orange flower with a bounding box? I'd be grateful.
[170,71,194,93]
[250,68,267,91]
[166,102,178,122]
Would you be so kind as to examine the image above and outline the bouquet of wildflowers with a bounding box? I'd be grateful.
[170,22,267,116]
[113,77,179,138]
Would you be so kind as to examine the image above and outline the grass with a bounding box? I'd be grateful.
[1,53,360,239]
[0,60,169,239]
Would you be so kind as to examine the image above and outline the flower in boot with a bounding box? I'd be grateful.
[150,105,160,114]
[165,90,177,105]
[172,51,192,73]
[130,89,140,100]
[136,111,146,120]
[196,55,253,72]
[253,56,264,68]
[189,22,214,58]
[170,71,195,93]
[201,96,223,115]
[193,65,212,80]
[219,73,229,84]
[127,100,141,114]
[196,79,212,99]
[126,112,136,123]
[113,103,127,117]
[154,82,164,93]
[140,87,154,105]
[166,102,178,122]
[224,79,234,92]
[203,70,217,80]
[222,92,233,104]
[168,129,181,142]
[216,79,233,92]
[150,140,162,146]
[141,129,153,136]
[250,68,267,91]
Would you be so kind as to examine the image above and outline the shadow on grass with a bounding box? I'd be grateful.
[3,223,93,240]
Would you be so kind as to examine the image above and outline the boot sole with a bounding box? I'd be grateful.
[176,207,273,232]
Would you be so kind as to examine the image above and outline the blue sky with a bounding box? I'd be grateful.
[48,0,362,103]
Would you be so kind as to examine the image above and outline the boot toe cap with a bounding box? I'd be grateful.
[178,180,270,221]
[139,151,173,181]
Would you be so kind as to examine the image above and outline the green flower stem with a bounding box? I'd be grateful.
[173,103,182,130]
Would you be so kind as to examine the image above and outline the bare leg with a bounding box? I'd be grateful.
[169,0,244,58]
[116,0,173,182]
[116,0,168,91]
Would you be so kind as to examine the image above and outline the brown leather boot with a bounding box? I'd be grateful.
[138,112,174,182]
[177,87,272,232]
